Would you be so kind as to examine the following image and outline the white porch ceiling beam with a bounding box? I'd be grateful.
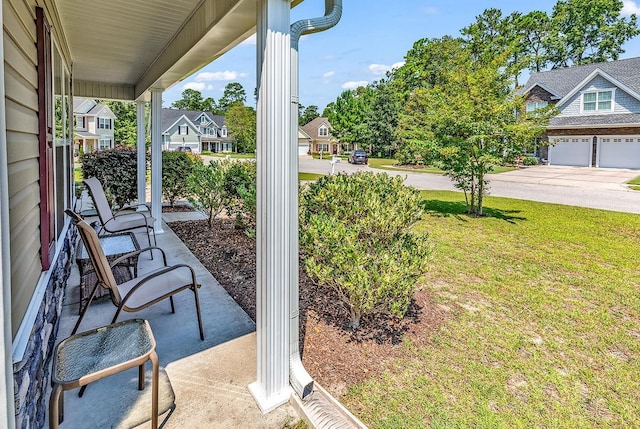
[73,81,136,101]
[248,0,292,414]
[134,0,256,100]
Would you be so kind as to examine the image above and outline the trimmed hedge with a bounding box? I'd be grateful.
[81,146,139,208]
[162,151,203,207]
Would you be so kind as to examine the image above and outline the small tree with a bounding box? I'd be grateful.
[162,151,202,207]
[81,146,138,208]
[221,160,256,230]
[300,172,431,329]
[187,162,226,227]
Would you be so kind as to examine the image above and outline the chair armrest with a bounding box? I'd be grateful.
[109,246,168,267]
[113,203,151,216]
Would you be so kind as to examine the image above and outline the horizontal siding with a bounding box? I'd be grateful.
[559,75,640,117]
[5,0,42,336]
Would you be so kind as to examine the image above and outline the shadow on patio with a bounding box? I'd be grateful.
[52,210,299,428]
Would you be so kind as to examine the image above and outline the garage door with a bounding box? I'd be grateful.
[298,144,309,156]
[599,137,640,169]
[548,137,591,167]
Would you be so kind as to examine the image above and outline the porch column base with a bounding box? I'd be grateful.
[248,382,291,414]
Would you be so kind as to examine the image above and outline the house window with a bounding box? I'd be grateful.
[318,143,329,152]
[179,125,188,135]
[582,90,613,112]
[97,117,112,129]
[526,101,548,112]
[200,116,207,124]
[99,139,111,150]
[221,127,227,138]
[318,126,328,137]
[75,115,85,129]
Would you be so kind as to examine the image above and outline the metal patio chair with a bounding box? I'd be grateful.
[83,176,157,246]
[65,209,204,341]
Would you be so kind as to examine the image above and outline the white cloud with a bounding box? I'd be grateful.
[341,81,368,90]
[622,0,640,15]
[194,71,247,82]
[240,34,257,45]
[322,71,335,78]
[368,62,406,76]
[421,6,439,15]
[183,82,207,91]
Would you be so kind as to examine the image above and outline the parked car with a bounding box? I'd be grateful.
[348,150,368,165]
[176,146,192,152]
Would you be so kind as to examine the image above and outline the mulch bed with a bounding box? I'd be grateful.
[169,219,448,397]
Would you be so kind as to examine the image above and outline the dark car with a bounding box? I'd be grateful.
[348,150,368,165]
[176,146,192,152]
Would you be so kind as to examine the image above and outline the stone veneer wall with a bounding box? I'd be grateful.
[12,225,76,429]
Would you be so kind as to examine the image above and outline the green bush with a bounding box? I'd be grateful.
[187,162,226,227]
[522,156,539,166]
[162,151,203,207]
[221,160,256,230]
[81,146,139,208]
[299,172,431,329]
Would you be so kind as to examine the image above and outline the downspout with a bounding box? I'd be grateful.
[289,0,342,401]
[0,4,16,427]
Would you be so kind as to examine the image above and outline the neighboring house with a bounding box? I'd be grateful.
[520,57,640,169]
[2,1,305,426]
[161,108,232,154]
[73,98,116,154]
[297,127,312,155]
[300,117,341,155]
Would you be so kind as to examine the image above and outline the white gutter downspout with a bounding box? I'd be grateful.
[289,0,342,401]
[0,4,17,427]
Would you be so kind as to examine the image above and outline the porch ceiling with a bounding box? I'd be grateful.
[57,0,259,100]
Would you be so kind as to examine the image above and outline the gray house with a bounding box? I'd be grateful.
[162,108,232,154]
[520,57,640,169]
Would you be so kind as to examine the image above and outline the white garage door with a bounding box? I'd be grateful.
[548,137,591,167]
[298,144,309,156]
[599,137,640,169]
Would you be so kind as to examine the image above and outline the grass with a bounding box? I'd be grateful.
[344,191,640,428]
[299,172,324,181]
[202,151,255,159]
[74,167,83,182]
[626,176,640,191]
[368,158,517,174]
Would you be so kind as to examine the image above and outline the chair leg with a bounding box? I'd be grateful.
[138,362,145,390]
[169,296,175,313]
[49,384,62,429]
[193,286,204,341]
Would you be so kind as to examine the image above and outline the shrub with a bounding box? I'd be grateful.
[522,156,539,166]
[81,146,139,208]
[162,151,203,207]
[187,162,226,227]
[299,172,431,329]
[221,160,256,230]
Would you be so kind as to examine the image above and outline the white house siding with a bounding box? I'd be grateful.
[598,136,640,169]
[165,123,201,152]
[4,0,44,334]
[548,136,592,167]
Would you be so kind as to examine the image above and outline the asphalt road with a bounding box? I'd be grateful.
[298,157,640,215]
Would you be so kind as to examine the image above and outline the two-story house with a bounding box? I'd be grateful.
[161,108,232,153]
[299,117,341,155]
[520,57,640,169]
[73,98,116,154]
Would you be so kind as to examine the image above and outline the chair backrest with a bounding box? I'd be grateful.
[65,210,123,304]
[83,177,114,225]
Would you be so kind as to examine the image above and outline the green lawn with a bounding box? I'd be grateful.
[345,191,640,428]
[627,176,640,191]
[299,172,324,181]
[368,158,517,174]
[202,151,255,159]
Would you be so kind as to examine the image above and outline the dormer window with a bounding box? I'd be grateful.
[318,126,328,137]
[582,89,614,112]
[200,115,207,124]
[526,101,548,112]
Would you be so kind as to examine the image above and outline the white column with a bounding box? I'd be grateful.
[248,0,292,414]
[150,90,163,233]
[136,101,147,209]
[0,3,16,427]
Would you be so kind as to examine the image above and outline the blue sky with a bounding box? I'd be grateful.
[162,0,640,112]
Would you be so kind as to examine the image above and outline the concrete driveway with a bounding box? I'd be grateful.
[489,165,639,191]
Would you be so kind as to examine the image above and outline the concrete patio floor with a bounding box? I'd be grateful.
[52,210,301,428]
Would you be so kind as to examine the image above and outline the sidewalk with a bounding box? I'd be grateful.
[54,209,300,428]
